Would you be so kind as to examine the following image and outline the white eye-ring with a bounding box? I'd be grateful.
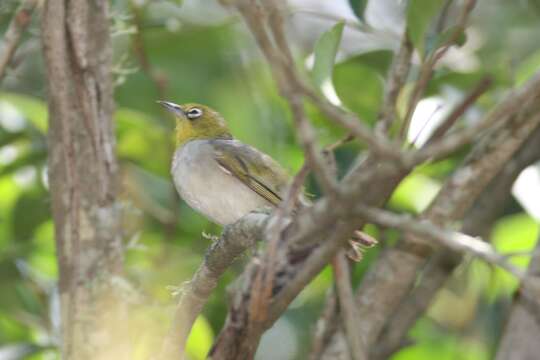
[187,108,203,119]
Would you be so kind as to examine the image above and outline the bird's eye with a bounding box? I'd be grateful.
[187,108,203,119]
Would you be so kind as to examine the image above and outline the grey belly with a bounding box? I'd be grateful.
[171,141,271,225]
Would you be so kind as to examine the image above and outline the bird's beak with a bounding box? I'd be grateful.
[157,100,185,117]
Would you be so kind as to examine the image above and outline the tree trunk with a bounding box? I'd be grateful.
[41,0,126,358]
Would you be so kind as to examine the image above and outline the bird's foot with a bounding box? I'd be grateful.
[346,231,378,262]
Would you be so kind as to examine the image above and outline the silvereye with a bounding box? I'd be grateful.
[159,101,374,260]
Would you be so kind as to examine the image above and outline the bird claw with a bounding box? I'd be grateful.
[202,231,219,243]
[346,231,378,262]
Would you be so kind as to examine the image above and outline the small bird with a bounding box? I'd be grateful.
[159,101,375,260]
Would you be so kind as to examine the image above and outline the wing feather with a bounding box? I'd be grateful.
[212,140,289,207]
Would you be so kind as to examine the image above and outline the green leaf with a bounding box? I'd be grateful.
[397,319,489,360]
[333,53,389,123]
[483,213,539,299]
[311,22,345,91]
[515,49,540,86]
[407,0,445,56]
[348,0,369,21]
[12,189,50,243]
[0,131,25,148]
[115,108,169,174]
[186,316,214,360]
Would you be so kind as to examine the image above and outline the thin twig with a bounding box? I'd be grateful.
[372,124,540,359]
[238,1,339,196]
[424,75,492,145]
[324,134,355,153]
[409,71,540,165]
[375,29,413,135]
[353,205,530,284]
[0,0,39,83]
[400,0,477,139]
[238,1,401,159]
[309,289,340,360]
[299,84,403,160]
[332,251,366,360]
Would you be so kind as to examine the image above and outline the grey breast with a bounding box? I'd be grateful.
[171,139,270,225]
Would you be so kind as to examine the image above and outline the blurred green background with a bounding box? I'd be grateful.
[1,0,540,359]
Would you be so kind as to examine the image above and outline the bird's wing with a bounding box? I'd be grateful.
[211,140,290,207]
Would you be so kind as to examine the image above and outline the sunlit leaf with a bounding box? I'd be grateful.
[401,319,489,360]
[186,315,214,360]
[311,22,345,91]
[407,0,445,56]
[493,214,539,268]
[389,173,441,213]
[485,213,540,298]
[28,221,57,279]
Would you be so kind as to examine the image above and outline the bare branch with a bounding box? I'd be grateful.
[374,124,540,359]
[332,251,367,360]
[299,86,403,160]
[0,0,38,83]
[375,30,413,135]
[309,289,340,360]
[424,75,492,145]
[496,231,540,360]
[159,212,267,360]
[409,70,540,165]
[230,1,401,160]
[400,0,477,139]
[353,205,528,282]
[320,101,540,359]
[235,0,338,196]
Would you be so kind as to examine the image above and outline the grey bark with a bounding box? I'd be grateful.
[495,231,540,360]
[41,0,126,358]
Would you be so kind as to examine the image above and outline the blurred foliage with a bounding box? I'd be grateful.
[1,0,540,359]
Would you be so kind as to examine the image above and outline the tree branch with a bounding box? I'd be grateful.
[409,70,540,165]
[159,212,268,360]
[375,29,413,135]
[0,0,38,83]
[373,124,540,359]
[424,75,493,145]
[320,106,540,359]
[353,206,531,283]
[400,0,477,139]
[332,251,366,360]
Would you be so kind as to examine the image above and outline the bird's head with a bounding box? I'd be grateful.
[158,101,232,146]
